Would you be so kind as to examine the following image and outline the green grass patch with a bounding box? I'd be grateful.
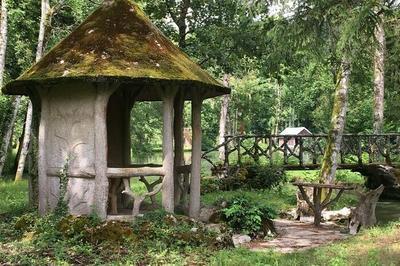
[211,222,400,266]
[0,180,29,216]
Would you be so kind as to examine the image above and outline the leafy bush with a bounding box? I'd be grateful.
[202,164,287,193]
[132,210,232,250]
[221,196,277,237]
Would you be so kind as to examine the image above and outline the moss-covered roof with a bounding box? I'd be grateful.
[3,0,229,98]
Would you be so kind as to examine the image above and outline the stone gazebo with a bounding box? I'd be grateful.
[3,0,230,220]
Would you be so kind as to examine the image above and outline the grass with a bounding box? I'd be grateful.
[211,223,400,266]
[0,179,29,216]
[1,169,399,265]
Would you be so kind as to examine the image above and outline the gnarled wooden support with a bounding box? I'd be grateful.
[121,178,163,217]
[139,175,162,206]
[349,185,384,235]
[294,182,355,226]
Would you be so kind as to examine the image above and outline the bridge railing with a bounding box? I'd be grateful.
[201,133,400,170]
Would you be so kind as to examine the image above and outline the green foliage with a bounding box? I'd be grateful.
[133,210,232,250]
[130,101,162,157]
[221,196,277,236]
[202,164,287,193]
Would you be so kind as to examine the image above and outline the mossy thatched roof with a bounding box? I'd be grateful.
[3,0,229,99]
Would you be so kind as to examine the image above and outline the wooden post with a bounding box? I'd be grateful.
[162,90,176,213]
[174,91,185,206]
[299,136,304,167]
[189,93,202,218]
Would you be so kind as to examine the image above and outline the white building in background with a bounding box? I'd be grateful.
[279,127,312,149]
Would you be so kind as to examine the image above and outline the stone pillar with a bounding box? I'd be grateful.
[174,91,185,206]
[189,93,202,218]
[38,88,49,215]
[94,83,115,220]
[162,91,175,213]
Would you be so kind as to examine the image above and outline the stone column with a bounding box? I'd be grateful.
[38,88,49,215]
[189,93,202,218]
[162,91,175,213]
[94,83,115,220]
[174,91,185,206]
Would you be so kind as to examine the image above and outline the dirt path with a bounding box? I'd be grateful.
[248,219,350,253]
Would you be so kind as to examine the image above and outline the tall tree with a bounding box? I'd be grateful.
[0,0,7,87]
[218,74,230,160]
[373,11,385,134]
[0,0,22,178]
[319,59,351,183]
[15,0,50,181]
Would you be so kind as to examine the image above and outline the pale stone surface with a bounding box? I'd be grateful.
[248,219,349,253]
[232,234,252,247]
[199,206,218,222]
[322,207,352,222]
[37,82,109,216]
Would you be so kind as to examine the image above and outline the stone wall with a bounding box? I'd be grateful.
[38,81,99,215]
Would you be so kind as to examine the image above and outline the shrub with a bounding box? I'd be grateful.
[202,164,287,193]
[221,196,277,237]
[132,210,233,250]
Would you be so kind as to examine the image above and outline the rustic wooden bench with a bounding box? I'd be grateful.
[292,182,356,226]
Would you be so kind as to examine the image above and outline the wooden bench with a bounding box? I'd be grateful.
[292,182,356,226]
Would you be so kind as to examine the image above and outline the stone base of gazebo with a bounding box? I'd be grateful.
[36,81,204,220]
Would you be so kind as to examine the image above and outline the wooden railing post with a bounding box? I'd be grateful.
[299,136,304,167]
[237,137,242,165]
[283,136,288,165]
[224,136,229,167]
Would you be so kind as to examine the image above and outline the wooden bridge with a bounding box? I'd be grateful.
[202,133,400,171]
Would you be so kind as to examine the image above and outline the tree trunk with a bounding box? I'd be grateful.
[373,13,385,134]
[0,0,7,87]
[218,74,230,161]
[348,185,384,235]
[319,59,351,183]
[15,0,50,181]
[15,102,32,181]
[0,96,20,177]
[36,0,50,61]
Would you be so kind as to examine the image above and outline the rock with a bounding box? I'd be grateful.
[322,207,352,222]
[190,227,198,233]
[232,234,251,247]
[199,206,219,223]
[205,223,223,234]
[280,208,298,220]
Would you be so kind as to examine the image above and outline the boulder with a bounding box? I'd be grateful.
[199,206,220,223]
[232,234,251,247]
[322,207,352,222]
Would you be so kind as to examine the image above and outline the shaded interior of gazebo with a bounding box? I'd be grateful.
[2,0,230,220]
[105,82,218,219]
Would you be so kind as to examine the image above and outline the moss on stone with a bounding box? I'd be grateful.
[4,0,228,97]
